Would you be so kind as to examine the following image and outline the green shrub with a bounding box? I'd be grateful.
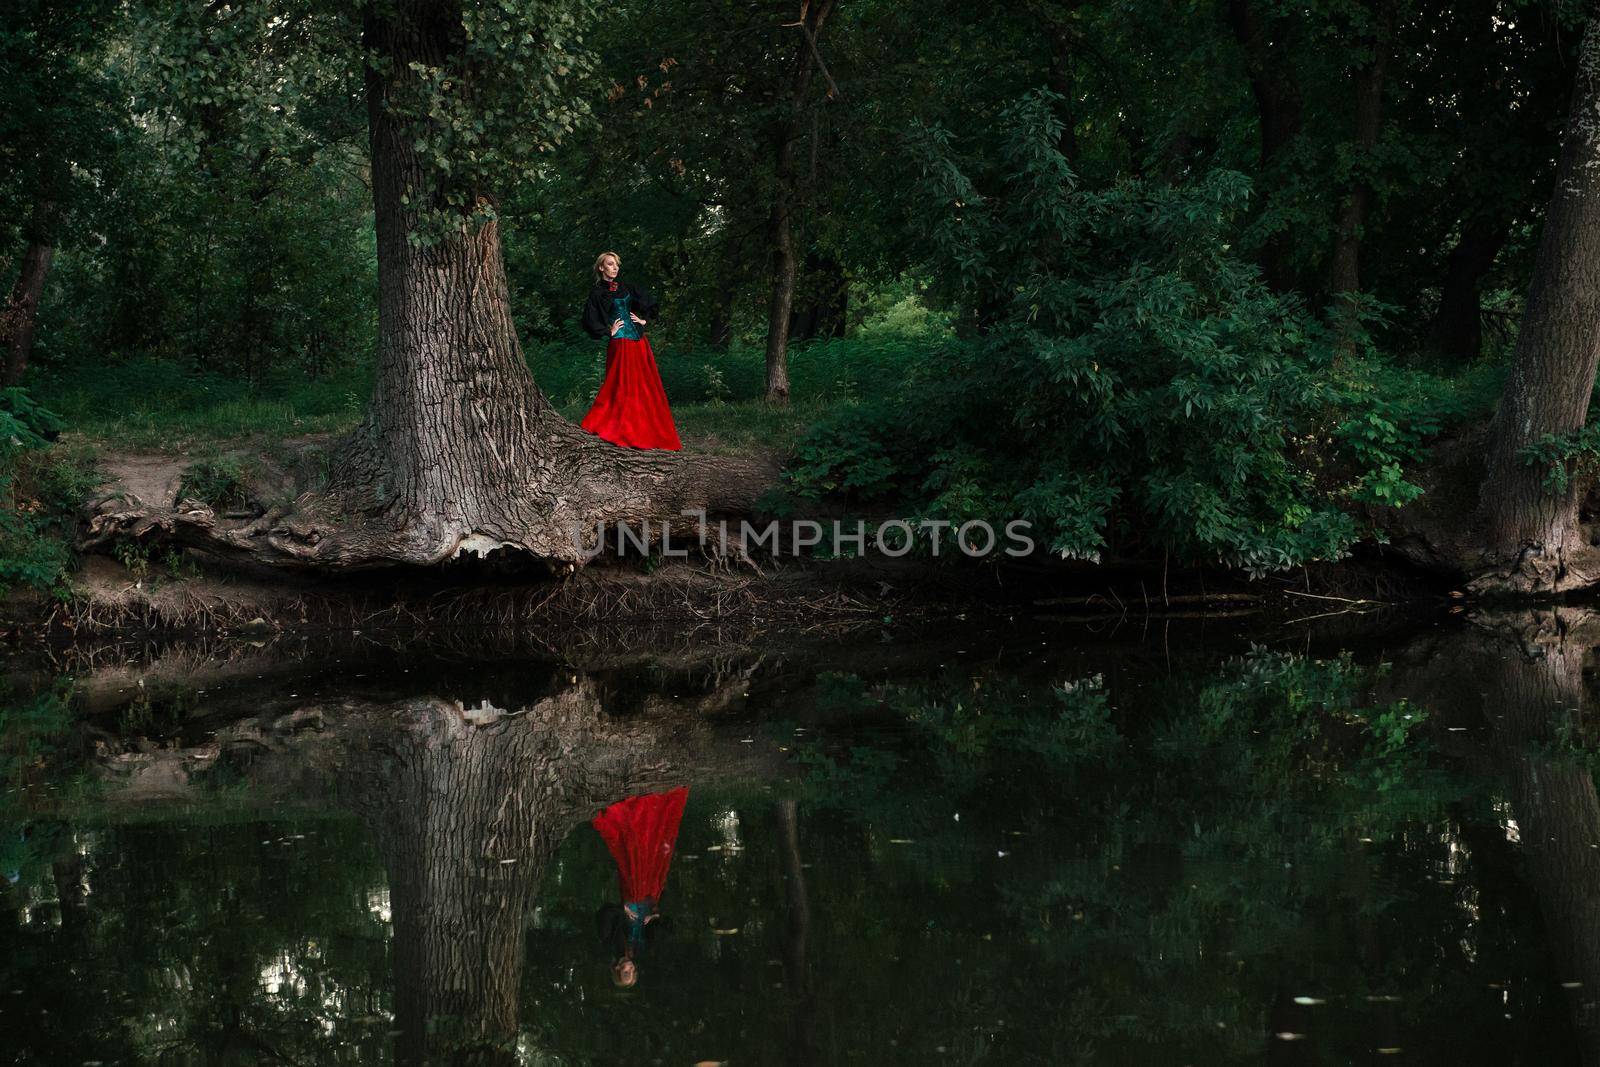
[0,388,100,596]
[176,454,253,510]
[783,90,1471,575]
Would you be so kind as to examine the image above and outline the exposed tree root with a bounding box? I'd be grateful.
[80,423,781,573]
[1360,421,1600,599]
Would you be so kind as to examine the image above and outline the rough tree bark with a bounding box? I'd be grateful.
[762,0,836,405]
[1225,0,1304,293]
[2,196,59,387]
[1473,9,1600,596]
[84,0,775,573]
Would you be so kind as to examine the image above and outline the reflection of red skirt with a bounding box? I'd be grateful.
[580,336,682,451]
[591,786,689,902]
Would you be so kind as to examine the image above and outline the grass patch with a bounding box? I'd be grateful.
[31,358,372,451]
[33,337,924,456]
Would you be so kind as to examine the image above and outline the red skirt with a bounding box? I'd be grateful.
[580,336,682,451]
[591,786,689,902]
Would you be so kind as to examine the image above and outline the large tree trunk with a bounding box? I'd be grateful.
[85,0,775,573]
[1225,0,1304,293]
[763,0,835,405]
[2,196,59,387]
[1328,0,1394,355]
[1473,9,1600,596]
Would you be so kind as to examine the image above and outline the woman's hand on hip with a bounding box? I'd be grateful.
[629,312,647,327]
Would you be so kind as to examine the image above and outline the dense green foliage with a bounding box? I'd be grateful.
[0,389,96,594]
[783,94,1494,570]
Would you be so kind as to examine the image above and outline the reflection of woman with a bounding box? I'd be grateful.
[591,785,689,987]
[579,251,682,451]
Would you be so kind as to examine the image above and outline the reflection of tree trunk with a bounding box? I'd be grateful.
[777,798,818,1066]
[342,683,664,1065]
[1478,629,1600,1063]
[50,851,87,936]
[1391,610,1600,1062]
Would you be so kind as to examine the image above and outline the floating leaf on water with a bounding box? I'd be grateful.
[1293,996,1326,1006]
[498,859,517,865]
[1563,981,1584,989]
[1377,1048,1403,1055]
[1274,1032,1306,1041]
[712,928,739,935]
[888,838,914,844]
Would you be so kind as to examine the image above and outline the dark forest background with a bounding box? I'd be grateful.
[0,0,1590,590]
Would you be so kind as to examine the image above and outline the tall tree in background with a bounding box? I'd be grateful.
[1328,0,1397,356]
[1224,0,1304,292]
[0,0,118,385]
[763,0,837,404]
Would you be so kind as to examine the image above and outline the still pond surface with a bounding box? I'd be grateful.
[3,609,1599,1065]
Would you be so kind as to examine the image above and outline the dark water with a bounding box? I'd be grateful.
[4,609,1600,1065]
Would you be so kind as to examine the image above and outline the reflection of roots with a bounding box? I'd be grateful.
[44,553,894,638]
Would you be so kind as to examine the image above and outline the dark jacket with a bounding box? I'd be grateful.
[596,902,671,955]
[582,279,661,340]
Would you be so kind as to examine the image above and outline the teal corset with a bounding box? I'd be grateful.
[611,294,642,340]
[624,899,655,946]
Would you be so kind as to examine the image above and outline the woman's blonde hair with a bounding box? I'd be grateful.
[593,250,621,281]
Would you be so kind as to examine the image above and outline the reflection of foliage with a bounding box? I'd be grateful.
[0,813,391,1064]
[0,647,1572,1065]
[0,679,77,879]
[776,649,1485,1061]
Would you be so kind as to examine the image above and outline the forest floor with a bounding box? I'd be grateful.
[4,344,1466,636]
[0,439,1455,638]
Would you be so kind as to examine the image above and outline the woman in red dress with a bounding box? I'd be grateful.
[591,785,690,988]
[579,251,682,451]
